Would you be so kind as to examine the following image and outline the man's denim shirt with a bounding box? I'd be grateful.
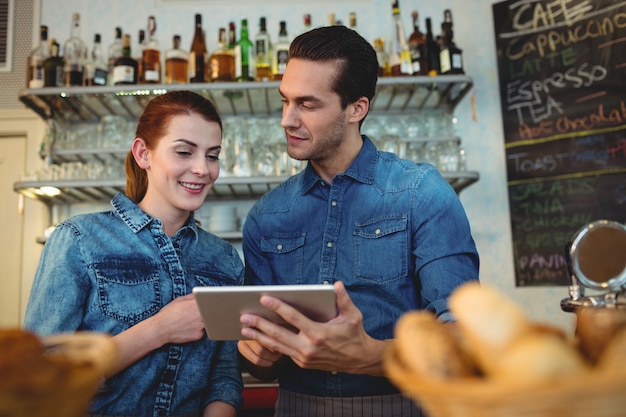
[242,136,479,397]
[24,193,244,416]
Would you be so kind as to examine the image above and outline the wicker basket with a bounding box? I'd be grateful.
[385,344,626,417]
[0,331,117,417]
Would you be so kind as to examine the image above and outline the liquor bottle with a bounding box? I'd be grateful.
[254,17,272,81]
[135,29,146,84]
[43,39,64,87]
[112,34,138,85]
[228,21,237,50]
[165,35,188,84]
[439,9,464,74]
[85,33,108,86]
[328,13,336,26]
[408,10,427,76]
[63,12,87,86]
[142,16,161,83]
[425,17,440,76]
[235,18,254,82]
[389,0,413,76]
[373,38,390,77]
[302,14,312,34]
[349,12,358,33]
[208,28,235,82]
[272,21,290,81]
[27,25,49,88]
[107,27,123,84]
[189,13,208,83]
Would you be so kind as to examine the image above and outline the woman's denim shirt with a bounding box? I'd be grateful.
[242,136,479,397]
[24,193,244,416]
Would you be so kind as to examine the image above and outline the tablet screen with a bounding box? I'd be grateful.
[193,284,337,340]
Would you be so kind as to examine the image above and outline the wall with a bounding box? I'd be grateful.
[3,0,577,332]
[0,0,38,109]
[0,109,47,325]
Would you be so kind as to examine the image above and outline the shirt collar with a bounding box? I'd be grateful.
[111,193,200,241]
[301,135,377,193]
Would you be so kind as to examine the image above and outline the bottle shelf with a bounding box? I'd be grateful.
[14,171,478,206]
[16,75,478,208]
[49,147,128,164]
[18,75,473,123]
[46,136,460,165]
[13,175,289,205]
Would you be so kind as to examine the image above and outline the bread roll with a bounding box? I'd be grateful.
[393,310,476,380]
[597,326,626,372]
[575,306,626,364]
[0,328,43,366]
[0,329,117,417]
[492,332,589,384]
[448,282,534,374]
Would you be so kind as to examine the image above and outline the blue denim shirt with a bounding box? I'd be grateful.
[242,136,479,397]
[24,193,244,416]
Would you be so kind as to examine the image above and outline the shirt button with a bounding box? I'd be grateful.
[277,244,283,250]
[375,229,381,235]
[326,242,333,248]
[323,280,330,285]
[331,371,338,375]
[331,201,337,207]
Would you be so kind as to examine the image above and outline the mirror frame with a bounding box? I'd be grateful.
[570,219,626,291]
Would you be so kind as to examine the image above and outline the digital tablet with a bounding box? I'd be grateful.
[193,284,337,340]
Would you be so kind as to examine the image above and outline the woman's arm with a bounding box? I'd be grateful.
[203,401,237,417]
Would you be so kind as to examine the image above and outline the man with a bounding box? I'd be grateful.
[238,25,479,416]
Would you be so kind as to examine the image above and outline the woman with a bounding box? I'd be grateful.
[24,91,243,416]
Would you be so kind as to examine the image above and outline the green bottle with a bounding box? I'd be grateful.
[235,18,254,81]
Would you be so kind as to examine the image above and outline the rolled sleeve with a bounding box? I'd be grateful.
[24,222,90,335]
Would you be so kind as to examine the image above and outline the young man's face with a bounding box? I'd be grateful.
[279,58,350,163]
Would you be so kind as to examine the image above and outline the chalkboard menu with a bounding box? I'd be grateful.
[492,0,626,286]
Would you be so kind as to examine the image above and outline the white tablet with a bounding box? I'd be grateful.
[193,284,337,340]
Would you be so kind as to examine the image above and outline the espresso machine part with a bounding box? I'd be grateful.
[561,219,626,312]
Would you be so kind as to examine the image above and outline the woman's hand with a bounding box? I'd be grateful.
[152,293,206,345]
[108,293,205,376]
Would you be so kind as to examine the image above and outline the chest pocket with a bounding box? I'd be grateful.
[259,233,306,284]
[189,265,241,287]
[93,260,161,325]
[353,216,408,284]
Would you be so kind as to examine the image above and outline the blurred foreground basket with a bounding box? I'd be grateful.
[0,331,117,417]
[385,344,626,417]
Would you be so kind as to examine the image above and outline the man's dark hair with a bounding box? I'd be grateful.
[289,25,378,111]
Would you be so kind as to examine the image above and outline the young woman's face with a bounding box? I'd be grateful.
[139,113,222,217]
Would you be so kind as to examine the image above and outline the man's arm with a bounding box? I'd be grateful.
[239,281,392,376]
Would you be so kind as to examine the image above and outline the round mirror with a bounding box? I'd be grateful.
[570,220,626,291]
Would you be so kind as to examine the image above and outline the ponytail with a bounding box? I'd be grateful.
[125,151,148,203]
